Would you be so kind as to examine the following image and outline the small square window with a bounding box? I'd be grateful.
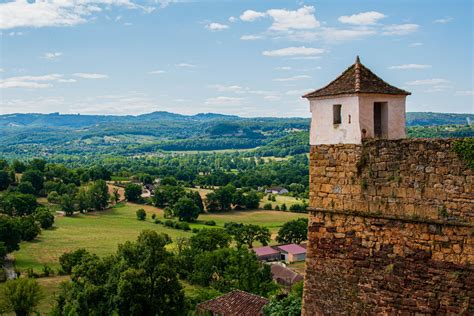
[333,104,342,125]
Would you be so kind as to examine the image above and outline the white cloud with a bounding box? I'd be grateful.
[266,6,320,31]
[389,64,432,70]
[455,90,474,96]
[240,35,263,40]
[264,95,281,101]
[0,0,155,30]
[240,10,266,22]
[206,22,229,31]
[42,52,63,60]
[409,42,423,47]
[240,6,319,31]
[0,73,65,89]
[262,46,325,57]
[148,70,166,74]
[123,22,133,26]
[8,31,23,36]
[0,68,4,72]
[320,27,376,41]
[176,63,196,68]
[338,11,386,25]
[382,24,419,35]
[273,75,311,82]
[73,73,109,79]
[210,84,244,93]
[406,78,450,85]
[275,66,292,70]
[434,17,453,24]
[228,16,237,23]
[205,96,244,105]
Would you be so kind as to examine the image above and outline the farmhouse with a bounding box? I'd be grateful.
[276,244,306,263]
[270,264,304,288]
[264,186,289,195]
[196,290,268,316]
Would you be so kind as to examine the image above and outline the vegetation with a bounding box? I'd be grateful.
[276,218,308,244]
[0,278,43,316]
[452,138,474,169]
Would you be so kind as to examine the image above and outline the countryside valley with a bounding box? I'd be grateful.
[0,111,472,314]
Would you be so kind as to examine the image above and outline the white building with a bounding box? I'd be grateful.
[303,56,410,145]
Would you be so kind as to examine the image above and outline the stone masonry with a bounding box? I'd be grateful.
[302,138,473,314]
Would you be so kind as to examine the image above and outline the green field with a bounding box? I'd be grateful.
[13,202,307,274]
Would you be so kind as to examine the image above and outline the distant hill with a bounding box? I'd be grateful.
[406,112,473,126]
[0,111,471,128]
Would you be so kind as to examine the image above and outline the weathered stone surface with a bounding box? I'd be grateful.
[303,139,474,315]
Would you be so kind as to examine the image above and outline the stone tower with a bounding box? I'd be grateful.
[301,57,473,314]
[303,56,410,145]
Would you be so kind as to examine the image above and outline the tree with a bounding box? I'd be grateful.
[173,197,200,222]
[35,207,54,229]
[47,191,61,204]
[189,229,231,253]
[112,188,120,204]
[276,218,308,244]
[136,208,146,221]
[263,281,303,316]
[189,191,204,213]
[88,180,109,210]
[17,216,41,241]
[224,222,271,248]
[0,216,22,252]
[244,190,260,209]
[0,192,38,216]
[125,183,142,202]
[21,169,44,194]
[0,170,13,191]
[11,160,26,173]
[161,176,177,186]
[59,248,90,274]
[59,194,75,216]
[54,231,185,315]
[1,278,43,316]
[17,182,35,195]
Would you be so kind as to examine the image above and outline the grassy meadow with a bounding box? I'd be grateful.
[13,202,307,274]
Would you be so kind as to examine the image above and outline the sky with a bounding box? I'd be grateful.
[0,0,473,117]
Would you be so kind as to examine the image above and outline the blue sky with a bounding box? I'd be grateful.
[0,0,472,117]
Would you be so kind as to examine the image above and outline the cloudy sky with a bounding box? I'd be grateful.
[0,0,472,117]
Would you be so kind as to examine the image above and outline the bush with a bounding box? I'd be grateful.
[192,228,200,233]
[178,222,191,231]
[164,219,175,227]
[263,203,272,210]
[59,248,90,274]
[47,191,61,204]
[151,213,156,220]
[34,207,54,229]
[274,205,280,211]
[289,203,308,213]
[42,264,53,277]
[281,203,287,211]
[204,220,216,226]
[136,208,146,221]
[154,218,161,224]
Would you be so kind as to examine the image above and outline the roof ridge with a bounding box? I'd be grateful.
[354,55,361,92]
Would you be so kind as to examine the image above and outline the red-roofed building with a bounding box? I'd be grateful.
[196,290,269,316]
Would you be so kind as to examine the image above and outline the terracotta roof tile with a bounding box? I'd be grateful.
[197,290,269,316]
[303,56,411,98]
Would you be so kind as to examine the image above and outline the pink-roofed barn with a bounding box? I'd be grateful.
[276,244,307,263]
[253,246,281,261]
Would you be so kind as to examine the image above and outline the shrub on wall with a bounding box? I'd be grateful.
[453,138,474,169]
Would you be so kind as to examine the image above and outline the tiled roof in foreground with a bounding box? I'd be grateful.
[196,290,269,316]
[303,56,411,98]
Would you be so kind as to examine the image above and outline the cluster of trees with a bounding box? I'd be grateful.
[52,229,278,315]
[205,184,260,212]
[276,218,308,244]
[0,159,58,260]
[176,228,278,297]
[224,222,271,248]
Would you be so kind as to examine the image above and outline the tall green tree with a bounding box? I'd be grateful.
[1,278,43,316]
[125,183,142,202]
[21,169,44,194]
[173,197,200,222]
[276,218,308,244]
[88,180,109,210]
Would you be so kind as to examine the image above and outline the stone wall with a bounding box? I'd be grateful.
[303,138,474,315]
